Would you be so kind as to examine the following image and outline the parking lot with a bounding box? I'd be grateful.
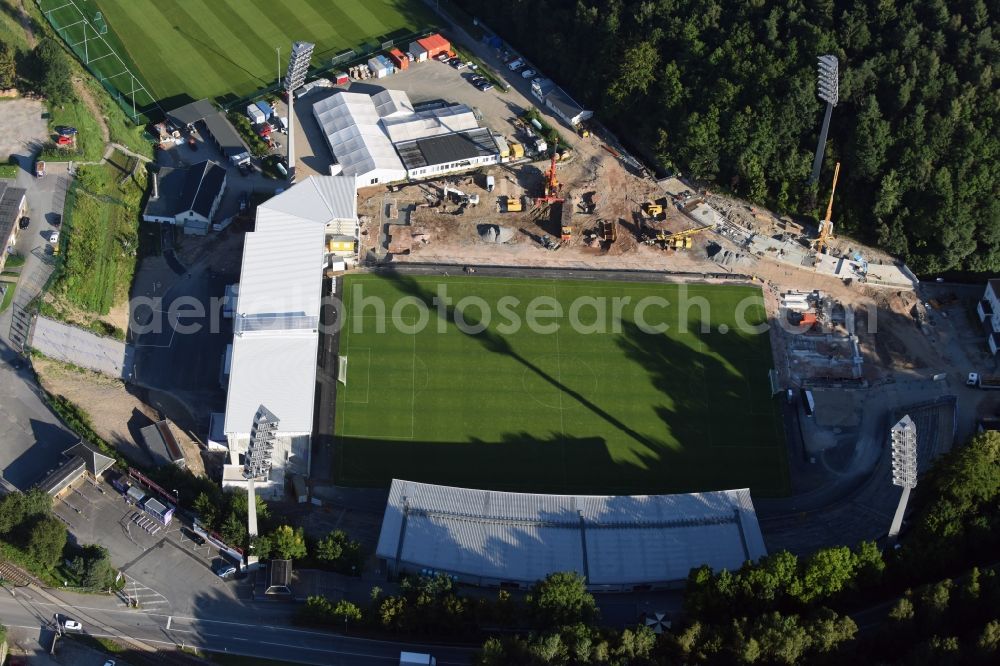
[52,476,247,616]
[291,53,567,180]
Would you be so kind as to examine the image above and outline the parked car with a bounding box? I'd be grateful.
[521,69,536,79]
[62,618,82,631]
[212,558,237,578]
[478,82,494,91]
[182,527,206,545]
[56,126,78,136]
[405,51,415,62]
[56,135,73,146]
[18,216,29,229]
[239,192,249,212]
[238,162,253,177]
[508,58,524,71]
[187,136,197,150]
[434,52,449,62]
[49,231,59,244]
[51,213,61,227]
[103,660,117,666]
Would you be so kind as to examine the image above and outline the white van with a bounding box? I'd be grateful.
[277,116,288,134]
[486,175,495,192]
[508,58,523,71]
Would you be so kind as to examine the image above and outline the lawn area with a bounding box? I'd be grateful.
[0,280,16,313]
[53,152,142,314]
[45,0,436,104]
[38,96,105,162]
[335,275,789,497]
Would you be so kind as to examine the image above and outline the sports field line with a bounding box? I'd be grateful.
[552,284,567,487]
[342,347,371,404]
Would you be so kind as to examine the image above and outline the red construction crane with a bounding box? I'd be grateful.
[534,138,564,205]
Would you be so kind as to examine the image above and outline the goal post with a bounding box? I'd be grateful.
[337,356,348,386]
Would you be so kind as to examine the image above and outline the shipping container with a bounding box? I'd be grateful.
[246,104,265,125]
[255,101,273,120]
[408,41,429,62]
[333,72,350,85]
[417,33,451,59]
[388,48,409,70]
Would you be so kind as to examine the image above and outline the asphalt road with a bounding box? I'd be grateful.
[0,589,477,665]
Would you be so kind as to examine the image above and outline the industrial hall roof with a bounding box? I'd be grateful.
[395,127,498,171]
[376,480,768,587]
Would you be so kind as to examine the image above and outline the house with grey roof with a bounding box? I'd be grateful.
[0,180,27,272]
[143,161,227,235]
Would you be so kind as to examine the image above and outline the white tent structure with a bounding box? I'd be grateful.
[313,92,406,187]
[376,479,768,591]
[382,104,479,143]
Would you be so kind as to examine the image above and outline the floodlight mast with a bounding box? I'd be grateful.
[284,41,315,183]
[808,55,839,185]
[888,415,917,541]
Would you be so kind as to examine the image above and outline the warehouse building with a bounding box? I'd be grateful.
[222,175,356,499]
[313,89,500,187]
[376,480,767,591]
[167,99,251,165]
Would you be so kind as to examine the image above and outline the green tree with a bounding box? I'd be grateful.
[78,545,116,589]
[529,572,598,628]
[266,525,307,560]
[332,599,362,625]
[26,515,66,569]
[219,512,245,547]
[32,39,72,104]
[315,530,363,574]
[0,43,17,90]
[606,40,660,108]
[192,492,218,531]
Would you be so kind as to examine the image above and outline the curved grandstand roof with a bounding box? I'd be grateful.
[376,480,767,588]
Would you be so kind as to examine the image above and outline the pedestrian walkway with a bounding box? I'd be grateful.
[31,316,134,378]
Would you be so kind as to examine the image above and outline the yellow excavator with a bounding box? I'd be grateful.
[814,162,840,255]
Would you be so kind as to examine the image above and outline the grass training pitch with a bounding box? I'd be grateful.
[52,0,435,104]
[334,275,789,496]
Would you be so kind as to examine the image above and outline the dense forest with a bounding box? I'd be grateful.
[455,0,1000,273]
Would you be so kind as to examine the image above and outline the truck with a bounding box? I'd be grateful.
[35,161,45,178]
[967,373,1000,390]
[400,652,436,666]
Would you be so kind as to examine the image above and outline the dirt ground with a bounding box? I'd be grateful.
[33,356,206,476]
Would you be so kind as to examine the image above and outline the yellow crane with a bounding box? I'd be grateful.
[814,161,840,255]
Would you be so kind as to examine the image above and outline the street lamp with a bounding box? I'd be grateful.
[276,47,281,87]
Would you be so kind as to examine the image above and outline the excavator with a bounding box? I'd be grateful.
[813,161,840,255]
[648,225,707,250]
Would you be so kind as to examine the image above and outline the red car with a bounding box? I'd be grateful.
[56,135,73,146]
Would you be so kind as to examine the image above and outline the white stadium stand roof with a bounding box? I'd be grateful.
[312,92,405,182]
[377,480,767,589]
[224,176,355,437]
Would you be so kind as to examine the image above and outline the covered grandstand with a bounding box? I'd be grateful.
[376,480,768,591]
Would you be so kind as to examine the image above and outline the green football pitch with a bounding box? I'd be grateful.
[43,0,435,104]
[334,274,789,497]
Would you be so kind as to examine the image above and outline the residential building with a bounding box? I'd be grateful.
[0,180,27,271]
[142,161,227,235]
